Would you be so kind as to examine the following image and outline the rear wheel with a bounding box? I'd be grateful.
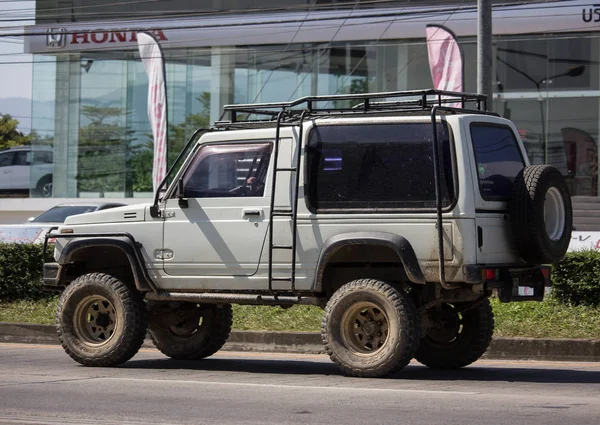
[321,279,420,378]
[148,302,233,360]
[415,299,494,369]
[56,273,147,366]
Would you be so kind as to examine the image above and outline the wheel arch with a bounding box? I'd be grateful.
[57,237,151,292]
[314,232,425,294]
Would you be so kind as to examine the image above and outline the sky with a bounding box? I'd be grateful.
[0,1,35,131]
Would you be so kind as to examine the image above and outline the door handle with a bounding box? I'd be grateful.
[243,209,262,218]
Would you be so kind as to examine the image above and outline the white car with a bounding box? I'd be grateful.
[0,146,53,197]
[44,90,572,378]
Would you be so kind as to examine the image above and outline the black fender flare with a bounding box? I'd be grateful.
[57,236,152,292]
[314,232,425,292]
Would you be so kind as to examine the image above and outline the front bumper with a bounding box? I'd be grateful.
[43,262,63,289]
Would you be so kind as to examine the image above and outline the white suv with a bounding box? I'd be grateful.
[43,90,572,377]
[0,146,53,197]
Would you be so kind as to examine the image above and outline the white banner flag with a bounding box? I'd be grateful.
[426,24,464,107]
[137,32,168,193]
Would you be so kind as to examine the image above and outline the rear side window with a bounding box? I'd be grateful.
[470,124,525,201]
[306,123,455,212]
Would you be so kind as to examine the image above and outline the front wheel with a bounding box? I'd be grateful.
[321,279,420,378]
[415,299,494,369]
[56,273,147,366]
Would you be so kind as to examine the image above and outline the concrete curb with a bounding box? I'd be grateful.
[1,323,599,362]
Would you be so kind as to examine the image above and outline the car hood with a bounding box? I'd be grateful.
[64,204,149,225]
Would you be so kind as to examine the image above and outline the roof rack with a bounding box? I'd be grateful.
[215,89,490,129]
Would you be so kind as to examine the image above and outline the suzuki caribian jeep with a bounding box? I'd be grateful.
[43,90,572,378]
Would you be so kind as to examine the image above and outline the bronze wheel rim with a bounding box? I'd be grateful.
[340,301,389,354]
[73,295,117,345]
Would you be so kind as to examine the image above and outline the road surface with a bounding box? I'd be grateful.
[1,343,599,425]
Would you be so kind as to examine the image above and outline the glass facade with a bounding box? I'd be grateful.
[23,27,600,199]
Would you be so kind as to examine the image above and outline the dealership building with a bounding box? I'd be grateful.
[2,0,599,230]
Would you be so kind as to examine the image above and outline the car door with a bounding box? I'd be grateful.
[0,151,15,190]
[162,141,272,278]
[10,151,31,191]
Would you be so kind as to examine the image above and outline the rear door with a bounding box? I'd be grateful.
[463,117,528,264]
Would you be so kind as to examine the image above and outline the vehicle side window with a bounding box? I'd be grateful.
[0,152,14,167]
[13,151,30,166]
[306,123,455,211]
[33,151,53,164]
[179,143,272,198]
[470,124,525,201]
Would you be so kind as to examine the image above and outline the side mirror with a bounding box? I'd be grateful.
[177,178,188,209]
[27,217,35,222]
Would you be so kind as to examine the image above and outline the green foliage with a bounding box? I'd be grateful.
[0,297,58,324]
[0,243,54,301]
[77,106,132,195]
[552,250,600,307]
[0,113,30,150]
[232,305,323,332]
[491,296,600,339]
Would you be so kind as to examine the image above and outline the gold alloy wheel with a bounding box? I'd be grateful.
[340,301,390,354]
[73,295,117,345]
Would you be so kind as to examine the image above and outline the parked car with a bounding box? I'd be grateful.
[28,202,126,224]
[0,146,53,197]
[0,203,126,244]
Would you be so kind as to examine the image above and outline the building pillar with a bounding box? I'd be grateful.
[210,46,235,125]
[53,54,80,198]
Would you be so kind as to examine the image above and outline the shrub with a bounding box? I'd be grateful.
[0,243,54,301]
[552,250,600,307]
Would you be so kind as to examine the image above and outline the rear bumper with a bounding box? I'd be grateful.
[463,264,550,302]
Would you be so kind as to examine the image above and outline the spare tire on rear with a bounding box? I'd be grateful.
[509,165,572,264]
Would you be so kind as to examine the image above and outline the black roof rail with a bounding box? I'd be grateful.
[215,89,493,128]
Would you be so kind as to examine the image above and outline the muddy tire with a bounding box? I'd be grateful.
[56,273,147,367]
[321,279,420,378]
[148,302,233,360]
[415,299,494,369]
[510,165,572,264]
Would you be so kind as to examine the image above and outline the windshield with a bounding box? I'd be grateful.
[33,206,98,223]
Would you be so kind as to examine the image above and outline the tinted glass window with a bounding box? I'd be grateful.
[306,123,454,211]
[470,124,525,201]
[13,152,30,166]
[0,152,14,167]
[33,151,53,164]
[182,143,272,198]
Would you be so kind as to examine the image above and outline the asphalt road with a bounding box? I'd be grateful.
[1,343,599,425]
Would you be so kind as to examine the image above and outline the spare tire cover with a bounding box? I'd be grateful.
[509,165,572,264]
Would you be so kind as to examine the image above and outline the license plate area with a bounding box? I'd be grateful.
[497,268,546,302]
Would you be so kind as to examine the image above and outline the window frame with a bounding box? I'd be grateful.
[171,140,273,200]
[0,152,15,168]
[469,122,526,202]
[304,121,459,214]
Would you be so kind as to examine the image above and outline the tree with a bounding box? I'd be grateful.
[77,106,133,196]
[0,113,30,151]
[135,92,211,192]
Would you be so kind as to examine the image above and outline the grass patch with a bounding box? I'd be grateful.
[0,297,58,325]
[491,297,600,339]
[1,297,599,339]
